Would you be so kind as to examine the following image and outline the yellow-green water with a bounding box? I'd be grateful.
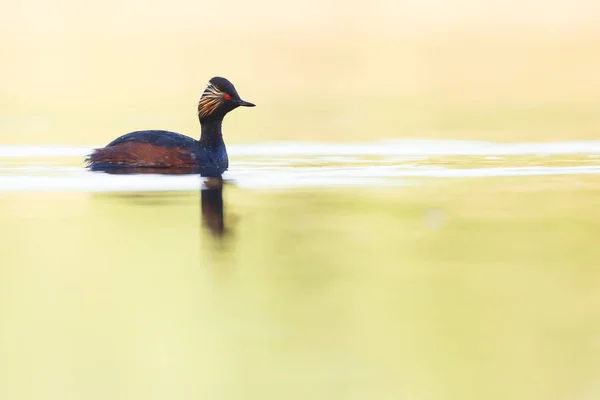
[2,168,600,400]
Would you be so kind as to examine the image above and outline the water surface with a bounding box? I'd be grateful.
[1,140,600,400]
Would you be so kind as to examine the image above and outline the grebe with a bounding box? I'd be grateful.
[85,76,254,175]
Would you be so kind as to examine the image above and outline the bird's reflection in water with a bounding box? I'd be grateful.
[94,166,228,238]
[200,176,226,237]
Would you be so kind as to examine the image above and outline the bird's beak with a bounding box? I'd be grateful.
[238,99,255,107]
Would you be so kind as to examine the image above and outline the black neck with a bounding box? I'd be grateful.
[199,118,224,147]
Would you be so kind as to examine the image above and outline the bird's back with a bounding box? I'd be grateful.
[106,130,199,149]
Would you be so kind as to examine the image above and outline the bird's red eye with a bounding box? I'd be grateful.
[224,93,231,101]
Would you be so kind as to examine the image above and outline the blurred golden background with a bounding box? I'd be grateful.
[1,0,600,145]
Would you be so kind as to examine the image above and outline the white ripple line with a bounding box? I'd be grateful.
[0,165,598,192]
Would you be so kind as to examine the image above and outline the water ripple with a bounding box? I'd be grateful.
[0,141,599,191]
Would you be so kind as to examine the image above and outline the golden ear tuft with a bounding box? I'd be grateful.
[198,84,226,118]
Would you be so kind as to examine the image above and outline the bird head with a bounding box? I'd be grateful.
[198,77,255,122]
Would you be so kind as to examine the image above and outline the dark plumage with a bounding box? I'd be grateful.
[85,77,255,175]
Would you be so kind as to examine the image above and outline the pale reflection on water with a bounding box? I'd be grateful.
[2,141,600,192]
